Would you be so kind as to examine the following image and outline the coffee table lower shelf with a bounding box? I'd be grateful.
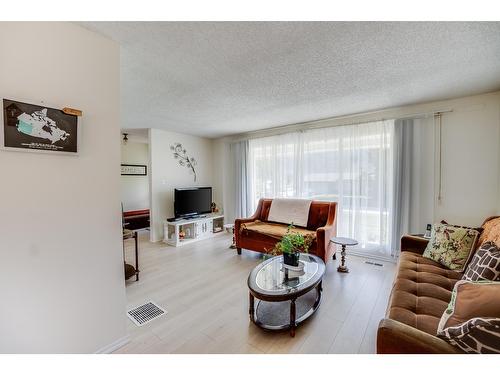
[249,282,322,337]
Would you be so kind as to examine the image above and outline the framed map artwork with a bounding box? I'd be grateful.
[1,98,79,154]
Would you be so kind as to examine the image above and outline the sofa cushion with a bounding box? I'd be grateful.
[422,222,480,272]
[479,216,500,247]
[463,241,500,281]
[437,280,500,353]
[438,317,500,354]
[241,220,316,239]
[239,220,318,255]
[387,252,463,335]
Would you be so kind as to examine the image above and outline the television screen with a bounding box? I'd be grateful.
[174,187,212,218]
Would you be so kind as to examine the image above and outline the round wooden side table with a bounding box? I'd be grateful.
[330,237,358,273]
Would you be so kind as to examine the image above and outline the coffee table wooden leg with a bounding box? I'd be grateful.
[290,298,296,337]
[249,293,255,323]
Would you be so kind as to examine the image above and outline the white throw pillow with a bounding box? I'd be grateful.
[267,198,312,227]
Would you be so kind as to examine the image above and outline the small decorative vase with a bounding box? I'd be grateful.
[283,251,300,267]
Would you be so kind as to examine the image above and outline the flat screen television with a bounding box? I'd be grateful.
[174,187,212,218]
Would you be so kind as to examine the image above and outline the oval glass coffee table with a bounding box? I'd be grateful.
[247,253,325,337]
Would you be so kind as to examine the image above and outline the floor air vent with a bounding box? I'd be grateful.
[365,261,384,267]
[127,301,166,326]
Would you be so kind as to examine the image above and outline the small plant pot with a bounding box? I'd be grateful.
[283,251,300,267]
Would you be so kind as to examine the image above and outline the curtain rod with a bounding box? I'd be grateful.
[227,108,454,143]
[393,109,453,121]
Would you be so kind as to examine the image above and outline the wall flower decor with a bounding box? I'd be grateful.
[170,142,197,181]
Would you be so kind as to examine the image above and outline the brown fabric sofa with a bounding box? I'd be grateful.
[377,216,500,354]
[235,199,337,263]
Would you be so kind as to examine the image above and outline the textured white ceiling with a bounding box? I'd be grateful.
[81,22,500,138]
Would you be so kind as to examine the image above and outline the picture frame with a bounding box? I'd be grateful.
[1,97,81,155]
[121,164,147,176]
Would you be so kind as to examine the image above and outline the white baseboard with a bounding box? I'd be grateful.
[347,250,396,263]
[95,335,130,354]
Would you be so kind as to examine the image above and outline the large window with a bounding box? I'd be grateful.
[248,120,395,258]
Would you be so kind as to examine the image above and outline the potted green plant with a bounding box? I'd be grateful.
[268,224,314,267]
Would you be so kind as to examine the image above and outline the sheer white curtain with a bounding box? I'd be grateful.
[248,120,396,259]
[248,132,302,204]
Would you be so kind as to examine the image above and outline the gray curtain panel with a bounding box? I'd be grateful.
[390,119,414,257]
[230,140,252,219]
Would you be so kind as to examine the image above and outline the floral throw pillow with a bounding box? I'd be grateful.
[422,223,480,272]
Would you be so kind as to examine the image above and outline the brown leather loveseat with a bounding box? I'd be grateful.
[234,198,337,263]
[377,216,500,354]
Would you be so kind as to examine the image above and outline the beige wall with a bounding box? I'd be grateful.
[0,22,127,353]
[121,141,150,211]
[149,128,215,242]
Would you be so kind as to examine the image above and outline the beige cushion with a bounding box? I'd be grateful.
[479,217,500,247]
[439,280,500,329]
[267,198,312,227]
[437,280,500,353]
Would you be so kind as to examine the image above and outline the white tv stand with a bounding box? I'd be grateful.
[163,213,224,247]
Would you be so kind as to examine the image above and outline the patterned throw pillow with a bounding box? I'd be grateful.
[439,317,500,354]
[463,242,500,281]
[437,280,500,354]
[422,223,480,272]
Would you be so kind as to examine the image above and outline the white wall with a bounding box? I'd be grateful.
[437,94,500,226]
[408,117,436,233]
[0,23,127,353]
[149,129,215,242]
[121,141,150,211]
[216,91,500,229]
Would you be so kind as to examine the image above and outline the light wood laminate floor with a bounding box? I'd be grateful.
[117,231,396,354]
